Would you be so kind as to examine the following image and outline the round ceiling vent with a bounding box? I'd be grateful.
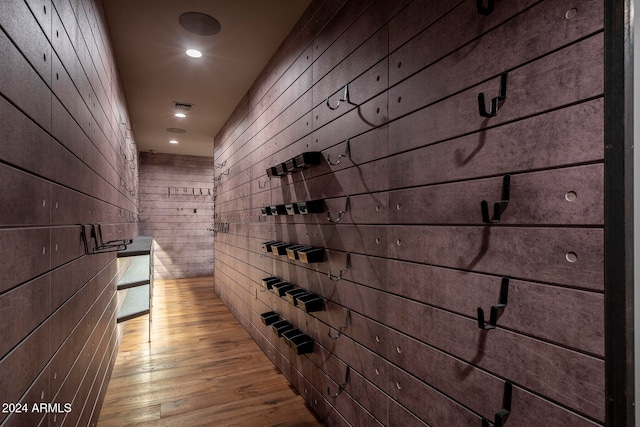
[166,128,187,134]
[179,12,221,36]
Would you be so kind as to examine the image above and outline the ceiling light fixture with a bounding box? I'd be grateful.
[169,139,179,144]
[179,12,221,36]
[174,113,186,118]
[186,49,202,58]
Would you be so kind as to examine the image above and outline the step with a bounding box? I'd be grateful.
[117,285,150,323]
[117,255,150,290]
[117,236,154,257]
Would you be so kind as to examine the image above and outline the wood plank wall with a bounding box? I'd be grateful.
[213,0,605,426]
[138,152,214,280]
[0,0,138,425]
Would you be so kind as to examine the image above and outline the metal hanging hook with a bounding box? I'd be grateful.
[328,309,350,340]
[327,139,351,166]
[481,381,512,427]
[327,366,350,398]
[477,277,510,330]
[478,73,508,118]
[327,196,350,223]
[258,177,271,189]
[328,252,351,282]
[326,84,349,110]
[476,0,494,15]
[481,175,511,223]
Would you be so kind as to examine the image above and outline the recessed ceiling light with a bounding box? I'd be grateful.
[186,49,202,58]
[174,113,186,118]
[166,127,186,133]
[169,139,179,144]
[179,12,221,36]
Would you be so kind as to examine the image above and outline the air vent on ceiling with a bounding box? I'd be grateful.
[172,101,193,111]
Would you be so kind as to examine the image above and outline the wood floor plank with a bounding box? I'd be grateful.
[98,277,324,427]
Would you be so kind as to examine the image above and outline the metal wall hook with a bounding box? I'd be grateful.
[327,366,350,398]
[82,224,131,254]
[326,84,349,110]
[215,160,227,169]
[222,168,230,175]
[481,175,510,223]
[327,139,351,166]
[327,196,350,223]
[478,73,508,117]
[481,381,512,427]
[258,177,271,188]
[119,145,135,163]
[328,309,350,340]
[477,277,510,330]
[328,252,351,282]
[476,0,494,15]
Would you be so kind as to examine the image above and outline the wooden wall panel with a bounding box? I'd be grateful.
[214,0,605,425]
[0,0,139,425]
[138,152,214,280]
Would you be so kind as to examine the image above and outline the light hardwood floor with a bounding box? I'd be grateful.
[98,276,324,427]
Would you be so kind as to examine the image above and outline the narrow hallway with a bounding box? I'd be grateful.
[98,277,323,426]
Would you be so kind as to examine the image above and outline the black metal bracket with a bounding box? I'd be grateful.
[326,84,349,110]
[477,277,509,330]
[482,381,512,427]
[478,73,508,117]
[328,309,350,340]
[476,0,495,15]
[327,366,350,398]
[481,175,510,223]
[81,224,131,255]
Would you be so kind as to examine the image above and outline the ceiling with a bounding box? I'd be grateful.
[102,0,311,158]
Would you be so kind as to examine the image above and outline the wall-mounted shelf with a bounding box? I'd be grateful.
[116,235,154,341]
[262,199,325,216]
[261,276,325,314]
[266,152,322,177]
[261,311,315,355]
[261,241,326,263]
